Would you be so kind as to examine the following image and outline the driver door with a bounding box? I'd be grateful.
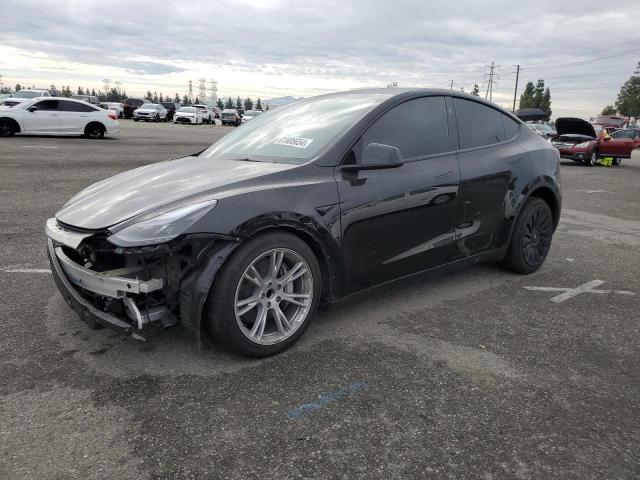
[335,96,461,293]
[21,99,60,134]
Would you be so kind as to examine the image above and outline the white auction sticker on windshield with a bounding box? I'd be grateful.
[273,136,314,149]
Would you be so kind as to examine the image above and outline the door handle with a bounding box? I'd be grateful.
[435,170,454,180]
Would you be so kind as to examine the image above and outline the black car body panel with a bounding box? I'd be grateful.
[47,88,561,342]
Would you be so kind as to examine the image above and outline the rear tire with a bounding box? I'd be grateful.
[206,232,321,357]
[612,157,622,166]
[501,197,554,274]
[84,123,105,139]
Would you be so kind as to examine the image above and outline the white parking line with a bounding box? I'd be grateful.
[575,189,614,194]
[524,280,636,303]
[21,145,59,149]
[2,268,51,274]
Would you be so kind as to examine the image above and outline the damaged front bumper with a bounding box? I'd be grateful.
[46,218,170,339]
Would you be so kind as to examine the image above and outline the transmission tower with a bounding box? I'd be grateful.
[102,78,111,94]
[198,78,207,103]
[483,62,499,102]
[188,80,193,103]
[208,79,218,103]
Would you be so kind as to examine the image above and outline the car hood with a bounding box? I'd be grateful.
[56,156,299,230]
[555,117,596,138]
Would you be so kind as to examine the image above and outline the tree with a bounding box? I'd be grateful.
[533,79,545,108]
[15,83,22,92]
[225,97,234,109]
[265,103,269,111]
[519,81,536,109]
[540,87,552,117]
[61,86,72,97]
[244,97,253,110]
[236,96,243,109]
[471,84,479,96]
[174,93,180,103]
[216,98,224,109]
[615,64,640,118]
[91,88,97,96]
[77,86,83,95]
[152,91,159,103]
[601,105,617,115]
[256,98,262,110]
[194,96,200,104]
[159,93,164,102]
[145,90,153,100]
[182,95,189,105]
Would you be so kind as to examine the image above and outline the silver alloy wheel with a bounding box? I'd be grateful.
[234,248,313,345]
[589,151,597,166]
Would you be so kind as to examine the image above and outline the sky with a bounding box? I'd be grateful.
[1,0,639,118]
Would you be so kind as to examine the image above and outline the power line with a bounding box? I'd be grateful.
[521,37,640,68]
[521,47,640,71]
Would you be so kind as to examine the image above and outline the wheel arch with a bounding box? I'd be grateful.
[0,116,21,133]
[181,223,339,345]
[528,185,560,229]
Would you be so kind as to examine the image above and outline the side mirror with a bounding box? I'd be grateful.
[343,143,404,171]
[27,106,38,112]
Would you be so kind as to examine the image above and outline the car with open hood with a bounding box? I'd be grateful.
[551,117,599,166]
[46,88,561,357]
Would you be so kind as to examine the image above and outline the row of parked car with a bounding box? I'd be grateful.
[1,89,265,129]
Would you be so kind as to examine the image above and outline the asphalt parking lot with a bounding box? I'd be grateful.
[1,121,639,479]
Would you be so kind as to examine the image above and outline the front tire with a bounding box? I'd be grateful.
[0,118,18,136]
[501,197,554,274]
[585,150,597,167]
[206,232,321,357]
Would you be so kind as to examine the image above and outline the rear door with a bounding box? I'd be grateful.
[59,100,97,134]
[21,99,60,134]
[451,97,530,258]
[335,95,461,292]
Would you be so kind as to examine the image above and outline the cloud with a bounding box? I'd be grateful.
[0,0,638,117]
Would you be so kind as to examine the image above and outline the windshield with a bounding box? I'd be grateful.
[178,107,195,113]
[140,104,158,109]
[14,90,42,99]
[244,110,262,116]
[203,93,393,163]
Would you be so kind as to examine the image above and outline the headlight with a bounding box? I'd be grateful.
[108,199,218,247]
[575,142,591,148]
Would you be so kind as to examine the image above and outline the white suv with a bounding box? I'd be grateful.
[192,104,214,124]
[2,89,61,107]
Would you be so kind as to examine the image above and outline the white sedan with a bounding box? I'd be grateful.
[0,97,119,138]
[132,103,168,122]
[173,107,203,124]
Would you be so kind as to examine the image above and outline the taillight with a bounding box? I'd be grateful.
[107,112,117,120]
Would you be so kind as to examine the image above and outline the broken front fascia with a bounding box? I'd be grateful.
[45,217,237,338]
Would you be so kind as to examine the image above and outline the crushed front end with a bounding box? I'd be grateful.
[45,217,221,340]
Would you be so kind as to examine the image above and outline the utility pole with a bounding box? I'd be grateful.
[512,64,520,112]
[450,80,454,90]
[484,62,498,102]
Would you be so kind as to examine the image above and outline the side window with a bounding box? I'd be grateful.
[360,96,449,160]
[503,115,521,139]
[34,100,58,111]
[60,101,97,112]
[453,98,506,149]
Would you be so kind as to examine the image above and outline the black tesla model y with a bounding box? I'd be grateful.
[46,89,561,356]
